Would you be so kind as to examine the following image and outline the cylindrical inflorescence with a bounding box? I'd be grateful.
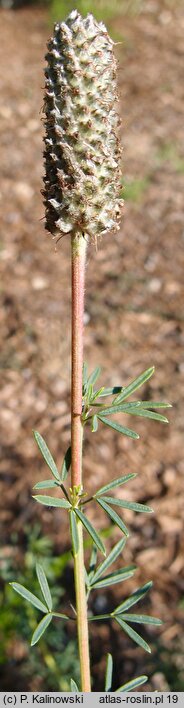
[43,10,123,239]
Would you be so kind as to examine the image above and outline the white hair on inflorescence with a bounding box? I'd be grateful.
[43,11,123,239]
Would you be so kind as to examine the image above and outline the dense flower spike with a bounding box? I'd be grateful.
[43,10,123,239]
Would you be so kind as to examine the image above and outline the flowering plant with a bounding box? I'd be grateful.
[10,11,171,692]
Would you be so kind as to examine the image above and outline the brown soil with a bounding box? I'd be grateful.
[0,1,184,692]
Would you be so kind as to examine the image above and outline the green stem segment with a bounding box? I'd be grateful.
[71,233,91,692]
[73,519,91,692]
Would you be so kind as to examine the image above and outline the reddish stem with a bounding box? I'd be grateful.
[71,233,91,691]
[71,234,87,488]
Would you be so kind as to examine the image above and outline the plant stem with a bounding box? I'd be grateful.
[71,233,87,489]
[73,518,91,691]
[71,233,91,692]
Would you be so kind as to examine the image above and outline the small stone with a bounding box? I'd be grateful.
[13,182,34,201]
[0,106,12,119]
[18,127,29,139]
[151,672,170,691]
[50,379,67,396]
[27,119,40,133]
[164,281,181,295]
[17,103,30,117]
[31,276,49,290]
[31,32,42,45]
[159,11,172,25]
[84,311,90,324]
[34,399,47,413]
[148,277,162,293]
[163,467,176,487]
[5,211,20,224]
[144,253,159,272]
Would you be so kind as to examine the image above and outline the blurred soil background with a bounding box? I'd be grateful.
[0,0,184,693]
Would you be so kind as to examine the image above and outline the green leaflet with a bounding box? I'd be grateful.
[98,416,139,440]
[113,367,155,404]
[87,366,101,387]
[123,407,169,423]
[82,362,88,388]
[114,581,153,614]
[50,612,70,621]
[99,496,153,514]
[91,415,98,432]
[90,537,126,584]
[33,480,60,490]
[118,407,168,424]
[10,583,48,614]
[96,498,129,537]
[75,509,106,556]
[70,679,79,692]
[61,446,71,482]
[88,545,98,583]
[90,566,136,590]
[97,386,124,398]
[95,473,136,496]
[116,400,172,410]
[121,613,162,625]
[31,614,52,646]
[88,613,112,622]
[70,510,79,555]
[115,617,151,653]
[116,675,148,692]
[33,431,60,482]
[105,653,113,691]
[90,387,105,402]
[33,495,71,508]
[87,383,93,401]
[36,563,52,612]
[98,404,169,424]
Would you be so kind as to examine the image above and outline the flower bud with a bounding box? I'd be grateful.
[43,10,122,239]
